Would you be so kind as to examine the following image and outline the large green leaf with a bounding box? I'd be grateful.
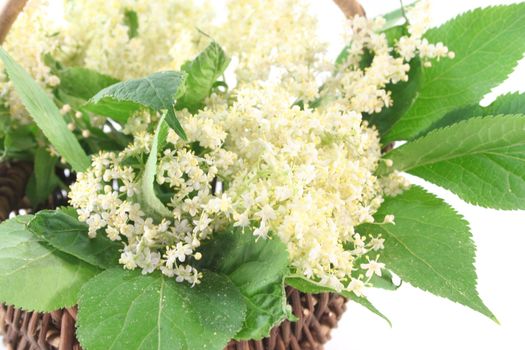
[25,147,59,206]
[359,186,496,322]
[0,48,90,172]
[199,230,290,340]
[286,275,391,326]
[176,42,230,113]
[27,209,121,269]
[85,71,187,139]
[384,115,525,209]
[58,67,119,100]
[385,4,525,141]
[419,92,525,136]
[77,268,246,350]
[0,216,99,312]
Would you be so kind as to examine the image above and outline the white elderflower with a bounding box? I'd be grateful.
[361,259,386,278]
[369,236,385,251]
[348,278,366,297]
[233,211,251,228]
[383,214,396,224]
[165,243,193,265]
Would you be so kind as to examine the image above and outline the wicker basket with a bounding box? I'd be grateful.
[0,0,367,348]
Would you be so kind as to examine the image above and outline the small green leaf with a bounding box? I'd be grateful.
[419,92,525,136]
[58,67,119,100]
[176,42,230,113]
[86,71,187,138]
[384,115,525,209]
[0,48,90,172]
[123,9,139,39]
[380,1,419,30]
[1,125,35,160]
[0,216,99,312]
[199,230,289,340]
[27,209,121,269]
[139,114,172,218]
[26,147,59,206]
[359,186,497,322]
[286,275,391,326]
[385,4,525,141]
[77,268,246,350]
[165,109,187,141]
[84,98,137,124]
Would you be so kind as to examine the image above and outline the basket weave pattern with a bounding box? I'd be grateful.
[1,290,346,350]
[0,162,348,350]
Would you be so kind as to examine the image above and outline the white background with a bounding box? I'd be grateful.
[1,1,524,350]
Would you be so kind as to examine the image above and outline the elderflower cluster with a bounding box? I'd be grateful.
[323,1,452,114]
[0,0,62,123]
[398,1,455,63]
[2,0,324,122]
[42,0,450,294]
[59,0,213,79]
[70,81,409,292]
[213,0,327,102]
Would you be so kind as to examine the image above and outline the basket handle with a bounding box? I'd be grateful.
[333,0,366,18]
[0,0,28,44]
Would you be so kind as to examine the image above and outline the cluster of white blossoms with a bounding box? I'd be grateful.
[1,0,212,123]
[7,0,449,293]
[323,1,453,114]
[1,0,324,123]
[0,0,62,123]
[70,81,406,292]
[213,0,328,102]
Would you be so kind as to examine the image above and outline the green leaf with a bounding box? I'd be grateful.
[86,71,187,138]
[384,115,525,209]
[380,1,419,30]
[176,42,230,113]
[199,230,289,340]
[58,67,119,100]
[27,210,121,269]
[139,114,172,218]
[165,109,186,141]
[26,147,59,206]
[77,268,246,350]
[0,216,99,312]
[420,92,525,136]
[0,48,90,172]
[385,4,525,141]
[359,186,497,322]
[286,275,391,326]
[123,9,139,39]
